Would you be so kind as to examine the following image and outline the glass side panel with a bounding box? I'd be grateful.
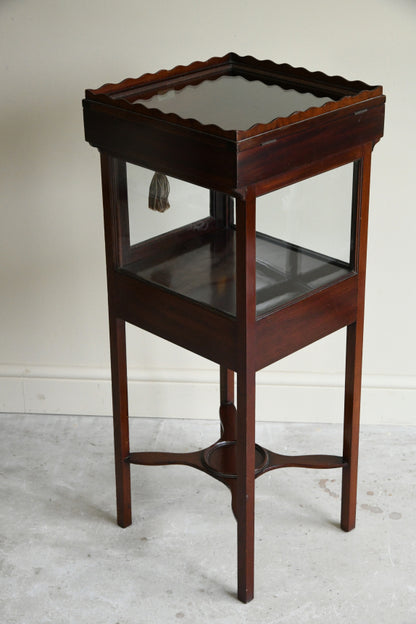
[125,230,350,317]
[123,163,237,313]
[255,235,351,316]
[127,163,208,246]
[255,163,355,317]
[121,162,355,319]
[133,75,333,131]
[256,163,354,264]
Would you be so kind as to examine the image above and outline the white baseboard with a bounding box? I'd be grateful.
[0,365,414,425]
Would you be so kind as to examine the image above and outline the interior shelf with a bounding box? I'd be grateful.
[122,225,353,318]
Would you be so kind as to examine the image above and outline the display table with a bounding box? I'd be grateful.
[83,53,385,602]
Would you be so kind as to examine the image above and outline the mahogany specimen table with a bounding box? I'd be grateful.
[82,53,385,602]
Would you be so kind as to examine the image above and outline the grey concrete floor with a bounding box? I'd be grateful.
[1,414,415,623]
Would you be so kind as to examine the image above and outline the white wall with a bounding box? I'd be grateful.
[1,0,415,423]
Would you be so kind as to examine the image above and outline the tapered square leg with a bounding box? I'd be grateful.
[341,148,373,532]
[219,366,236,442]
[109,315,132,528]
[235,192,256,603]
[341,321,364,532]
[236,369,256,603]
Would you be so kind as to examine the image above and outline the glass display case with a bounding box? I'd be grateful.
[83,53,385,602]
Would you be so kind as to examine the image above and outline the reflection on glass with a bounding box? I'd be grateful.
[126,163,208,246]
[255,235,350,316]
[256,163,354,264]
[122,229,351,318]
[123,163,354,318]
[134,75,332,130]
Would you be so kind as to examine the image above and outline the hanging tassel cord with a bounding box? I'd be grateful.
[148,172,171,212]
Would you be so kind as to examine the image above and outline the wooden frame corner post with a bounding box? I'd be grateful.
[100,153,132,528]
[236,191,256,603]
[341,145,373,532]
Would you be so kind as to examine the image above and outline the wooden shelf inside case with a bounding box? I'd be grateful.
[121,221,353,318]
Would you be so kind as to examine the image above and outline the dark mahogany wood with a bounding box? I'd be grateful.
[235,192,257,602]
[255,275,358,370]
[83,55,385,603]
[126,443,346,483]
[264,451,346,472]
[85,53,383,140]
[110,268,237,370]
[100,154,132,528]
[219,367,236,441]
[341,145,373,531]
[83,54,384,194]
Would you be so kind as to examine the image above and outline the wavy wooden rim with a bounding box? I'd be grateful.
[85,53,383,140]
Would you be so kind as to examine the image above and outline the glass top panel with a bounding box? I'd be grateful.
[134,75,333,131]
